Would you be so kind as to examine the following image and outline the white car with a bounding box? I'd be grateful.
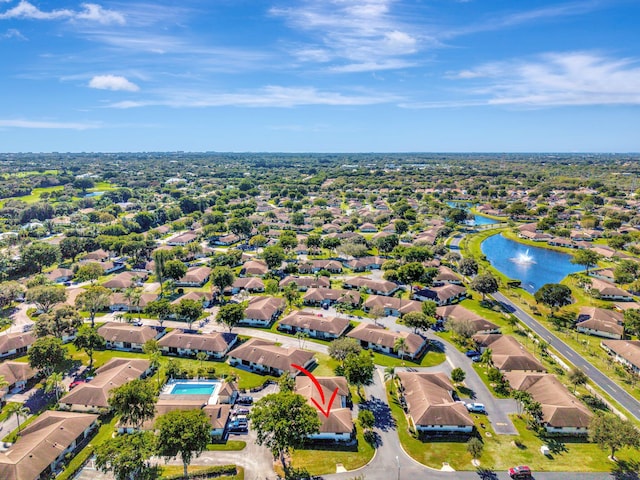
[466,402,486,413]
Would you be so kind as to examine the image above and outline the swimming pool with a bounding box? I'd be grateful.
[164,380,221,404]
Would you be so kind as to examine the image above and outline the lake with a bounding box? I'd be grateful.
[446,201,499,226]
[481,234,582,294]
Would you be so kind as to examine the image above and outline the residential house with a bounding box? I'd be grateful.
[363,295,423,317]
[343,277,400,296]
[472,334,545,372]
[576,307,624,340]
[167,231,198,246]
[298,260,343,274]
[397,371,474,433]
[0,361,36,403]
[240,260,269,277]
[158,330,238,359]
[504,372,592,435]
[347,323,426,360]
[413,284,467,306]
[240,296,285,327]
[436,305,500,335]
[97,322,161,351]
[433,266,463,286]
[295,376,353,441]
[170,291,214,308]
[212,233,240,246]
[231,277,265,294]
[589,278,634,301]
[46,267,74,283]
[0,331,36,359]
[175,266,212,287]
[279,276,330,291]
[346,256,385,272]
[228,338,315,376]
[102,271,147,290]
[601,340,640,374]
[83,249,109,262]
[0,411,99,480]
[302,288,361,308]
[278,311,350,340]
[59,358,152,412]
[109,292,157,312]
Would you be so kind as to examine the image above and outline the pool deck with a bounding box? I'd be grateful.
[158,393,211,403]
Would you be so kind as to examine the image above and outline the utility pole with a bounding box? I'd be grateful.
[396,455,400,480]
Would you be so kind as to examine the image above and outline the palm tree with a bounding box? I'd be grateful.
[124,287,142,320]
[480,348,493,374]
[45,372,65,402]
[6,403,30,434]
[394,337,408,360]
[383,366,396,383]
[196,352,208,378]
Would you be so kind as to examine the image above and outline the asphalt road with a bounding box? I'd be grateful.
[493,291,640,422]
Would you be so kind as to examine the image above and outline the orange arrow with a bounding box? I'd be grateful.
[291,363,339,418]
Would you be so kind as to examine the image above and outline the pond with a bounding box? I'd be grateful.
[84,191,105,198]
[446,201,499,226]
[481,233,582,294]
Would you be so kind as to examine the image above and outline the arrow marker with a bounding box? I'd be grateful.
[291,363,339,418]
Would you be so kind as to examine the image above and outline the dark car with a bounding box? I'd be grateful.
[234,407,250,415]
[237,395,253,405]
[471,355,482,362]
[508,466,532,479]
[465,350,480,357]
[228,421,248,433]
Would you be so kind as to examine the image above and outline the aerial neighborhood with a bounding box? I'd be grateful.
[0,153,640,479]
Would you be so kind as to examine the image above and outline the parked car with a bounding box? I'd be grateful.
[237,395,253,405]
[466,402,486,413]
[228,421,248,433]
[234,407,250,415]
[69,379,86,389]
[465,350,480,357]
[133,320,143,327]
[471,355,482,362]
[508,465,532,479]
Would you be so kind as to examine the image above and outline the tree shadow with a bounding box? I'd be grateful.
[545,438,568,455]
[457,386,475,399]
[476,467,499,479]
[361,396,396,432]
[611,460,640,480]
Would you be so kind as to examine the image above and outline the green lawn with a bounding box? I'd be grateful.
[160,465,244,480]
[386,379,636,472]
[207,440,246,451]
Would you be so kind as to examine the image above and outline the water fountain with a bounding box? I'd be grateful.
[511,249,535,265]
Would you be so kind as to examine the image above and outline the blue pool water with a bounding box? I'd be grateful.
[170,382,218,395]
[481,234,582,294]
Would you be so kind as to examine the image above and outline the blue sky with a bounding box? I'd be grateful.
[1,0,639,152]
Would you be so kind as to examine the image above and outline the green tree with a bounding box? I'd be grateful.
[20,241,60,273]
[26,284,67,314]
[110,379,157,430]
[394,337,408,360]
[60,236,86,261]
[144,298,174,326]
[421,300,437,318]
[512,390,532,416]
[451,367,466,384]
[534,283,572,311]
[164,259,188,283]
[343,351,375,398]
[44,372,65,402]
[74,325,106,369]
[228,217,252,239]
[589,412,640,460]
[249,391,321,471]
[74,262,104,284]
[402,311,433,334]
[5,403,30,434]
[28,336,68,376]
[480,348,493,374]
[95,431,158,480]
[152,250,172,297]
[567,367,588,394]
[174,298,203,329]
[262,245,286,270]
[0,281,24,309]
[156,409,212,479]
[458,257,479,277]
[210,266,235,300]
[358,408,375,433]
[215,302,246,332]
[283,282,300,312]
[397,262,425,292]
[624,309,640,337]
[328,337,362,366]
[466,437,484,459]
[470,273,499,301]
[571,250,600,274]
[76,285,112,327]
[34,305,82,339]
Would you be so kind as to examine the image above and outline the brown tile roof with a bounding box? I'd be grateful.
[0,361,36,386]
[60,357,150,409]
[102,271,145,289]
[158,330,237,354]
[436,305,499,334]
[279,276,331,289]
[343,277,398,295]
[397,372,473,428]
[244,296,285,321]
[0,332,36,356]
[295,376,352,434]
[504,372,592,428]
[279,311,350,336]
[363,295,423,315]
[347,323,425,357]
[303,288,361,305]
[97,322,158,345]
[0,411,98,480]
[472,334,545,372]
[602,339,640,370]
[228,338,314,375]
[178,266,211,284]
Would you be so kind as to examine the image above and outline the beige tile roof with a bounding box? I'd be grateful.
[0,332,36,356]
[347,323,425,357]
[228,338,314,374]
[0,361,36,386]
[295,376,352,434]
[158,330,236,354]
[98,322,158,345]
[279,311,350,336]
[473,334,545,372]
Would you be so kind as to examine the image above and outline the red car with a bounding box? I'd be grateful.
[508,466,532,479]
[69,379,86,389]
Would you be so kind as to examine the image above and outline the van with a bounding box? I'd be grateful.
[466,403,486,413]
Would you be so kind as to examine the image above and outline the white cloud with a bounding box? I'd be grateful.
[2,28,26,40]
[0,1,124,24]
[108,85,399,108]
[89,74,139,91]
[76,3,125,25]
[413,52,640,108]
[0,119,98,129]
[271,0,425,72]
